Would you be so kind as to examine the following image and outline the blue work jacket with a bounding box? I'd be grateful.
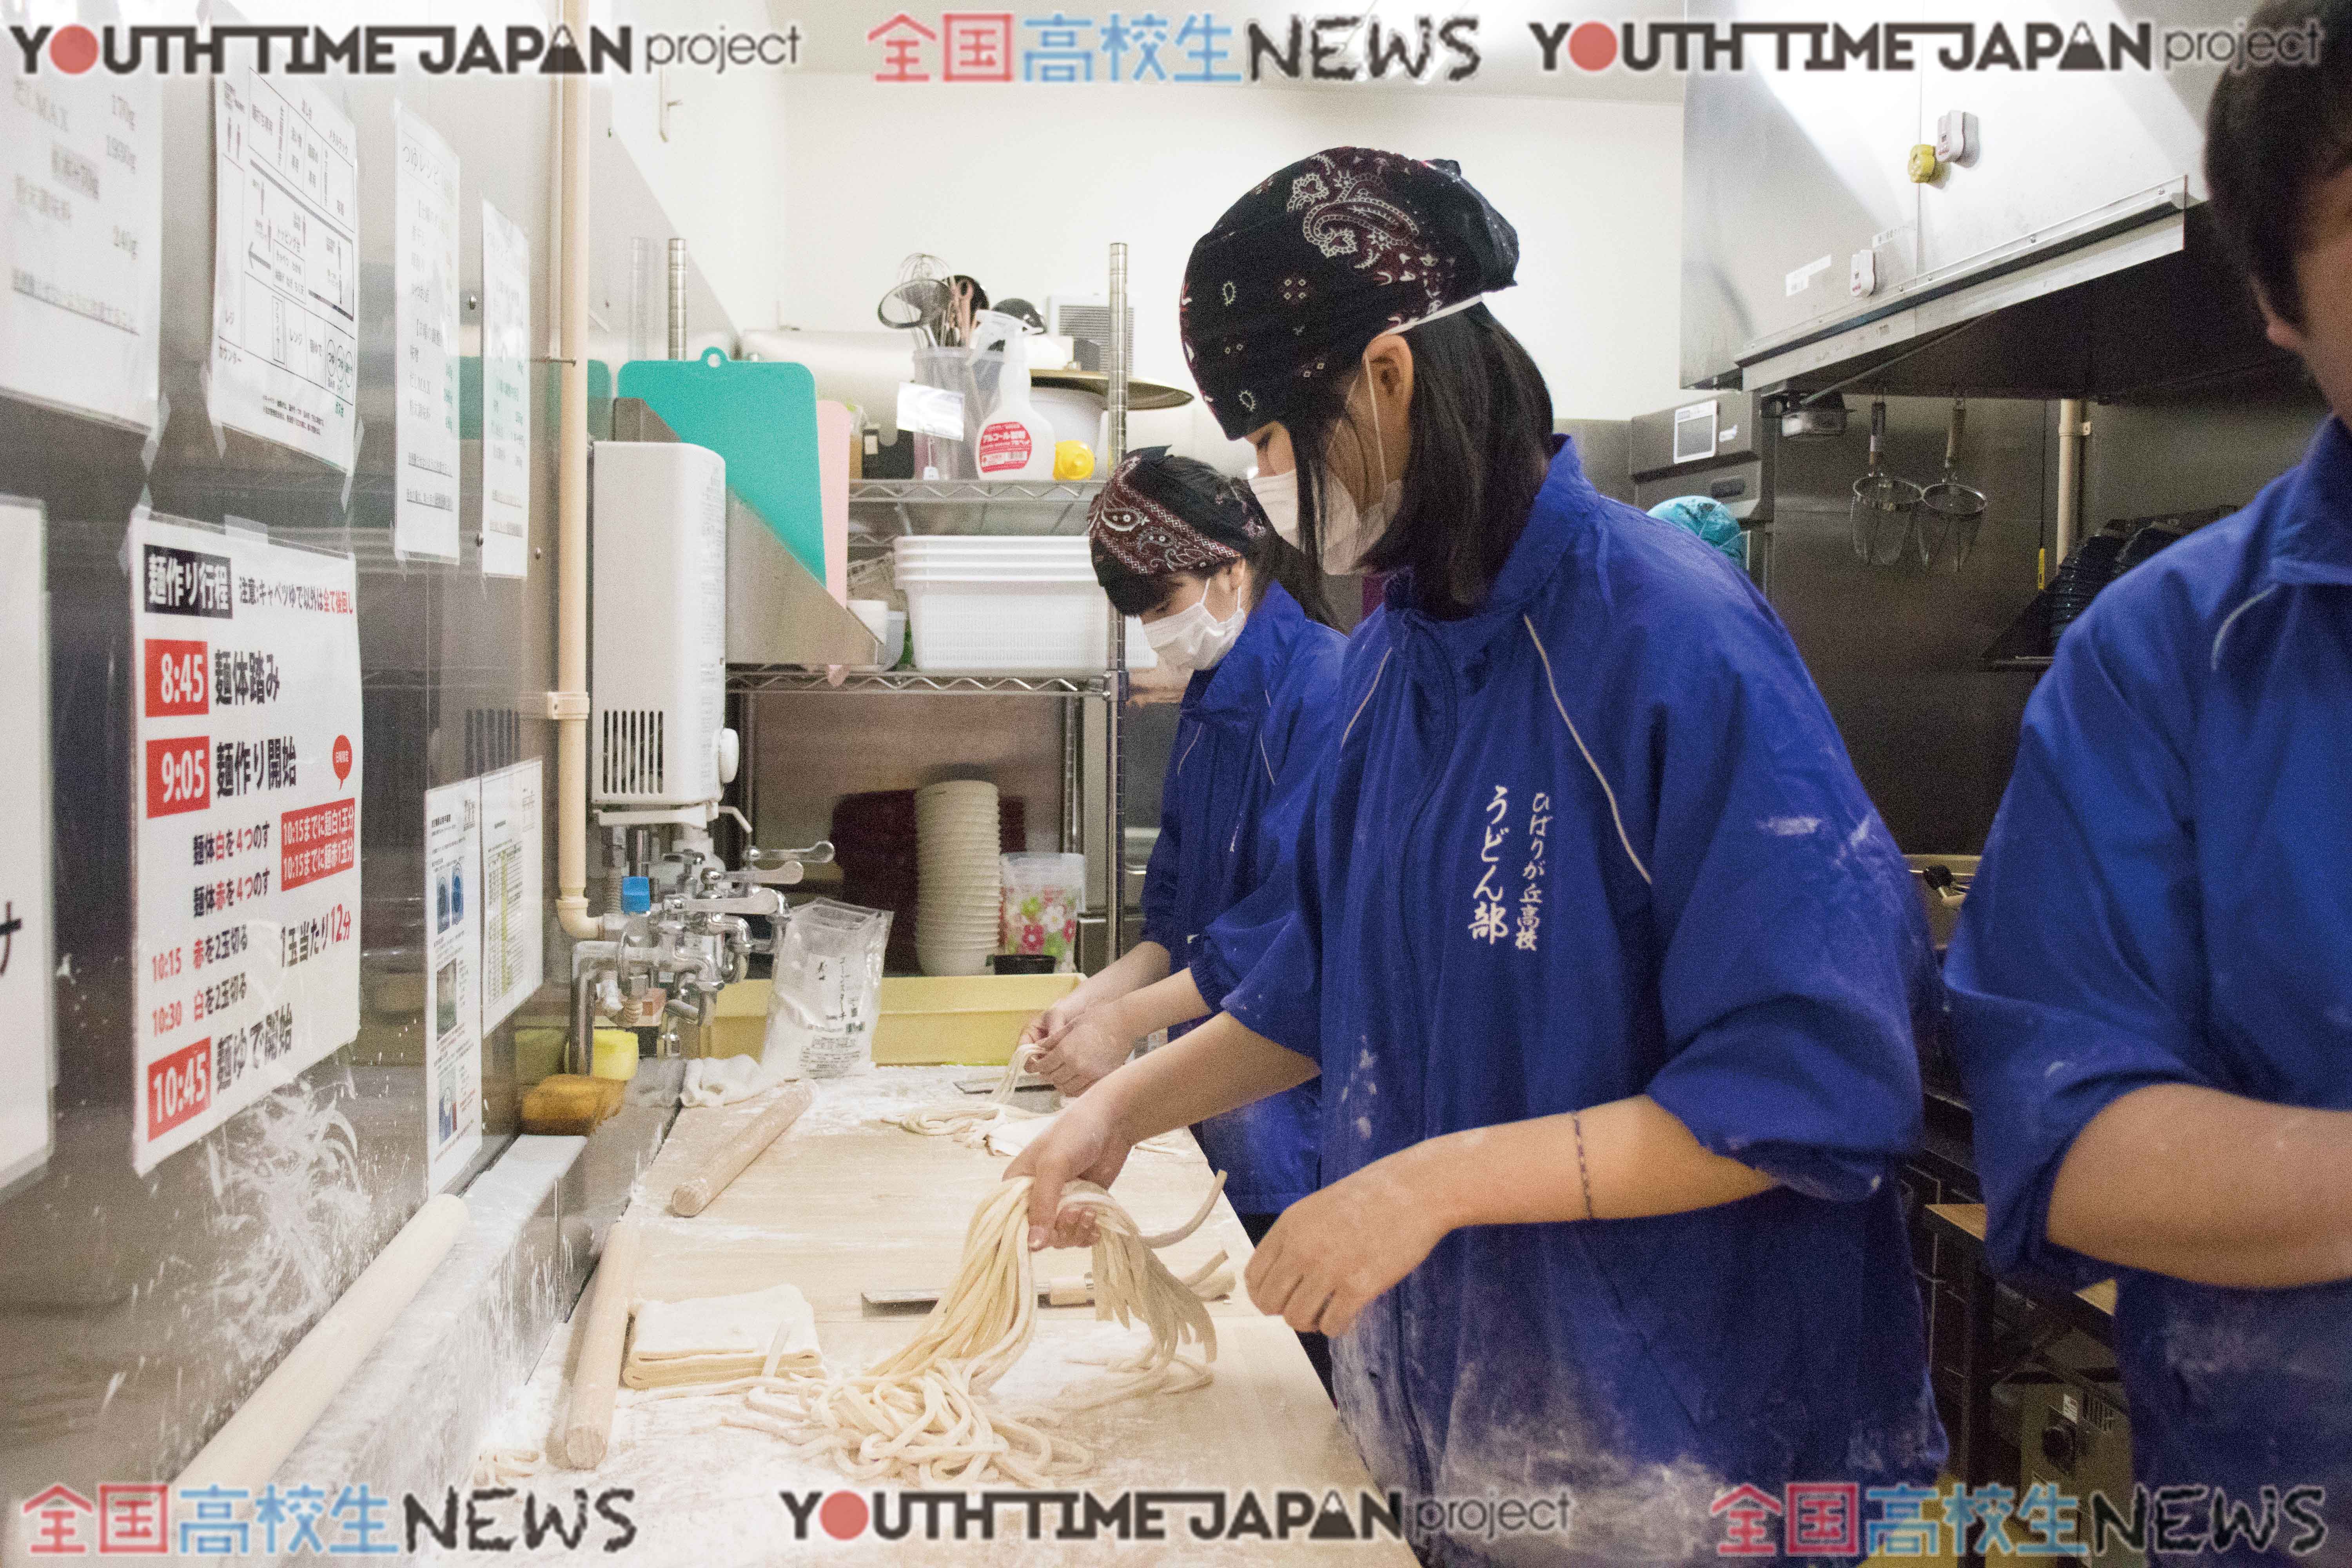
[1949,417,2352,1563]
[1139,580,1347,1215]
[1222,439,1946,1564]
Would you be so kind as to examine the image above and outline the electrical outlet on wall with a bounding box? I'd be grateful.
[1935,110,1978,166]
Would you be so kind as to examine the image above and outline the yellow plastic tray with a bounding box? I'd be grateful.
[702,973,1081,1065]
[873,973,1081,1065]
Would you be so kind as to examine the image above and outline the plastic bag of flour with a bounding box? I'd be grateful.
[764,898,893,1078]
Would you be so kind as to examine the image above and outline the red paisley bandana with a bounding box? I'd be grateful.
[1087,446,1262,579]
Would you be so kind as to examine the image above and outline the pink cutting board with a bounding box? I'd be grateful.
[816,400,852,604]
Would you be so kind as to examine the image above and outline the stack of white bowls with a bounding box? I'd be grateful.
[916,780,1002,976]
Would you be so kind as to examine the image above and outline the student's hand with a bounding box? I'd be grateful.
[1244,1159,1450,1337]
[1005,1091,1132,1250]
[1018,991,1091,1049]
[1029,1007,1137,1097]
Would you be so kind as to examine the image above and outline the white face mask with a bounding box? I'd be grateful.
[1142,585,1247,671]
[1247,466,1301,548]
[1243,354,1398,576]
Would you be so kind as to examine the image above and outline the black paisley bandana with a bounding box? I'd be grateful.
[1087,446,1264,579]
[1180,147,1521,439]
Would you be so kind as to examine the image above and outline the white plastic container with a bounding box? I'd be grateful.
[896,537,1121,672]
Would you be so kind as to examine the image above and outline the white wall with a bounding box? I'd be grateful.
[603,0,791,335]
[777,76,1685,462]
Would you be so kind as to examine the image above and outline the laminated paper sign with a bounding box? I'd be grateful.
[423,779,483,1194]
[478,758,544,1033]
[131,518,362,1174]
[0,71,162,430]
[208,70,359,472]
[393,105,461,562]
[479,200,532,580]
[0,499,56,1192]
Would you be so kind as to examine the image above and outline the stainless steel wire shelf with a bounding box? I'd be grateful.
[849,479,1106,504]
[725,666,1121,698]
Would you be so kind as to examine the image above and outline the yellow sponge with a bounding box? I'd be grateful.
[591,1029,640,1082]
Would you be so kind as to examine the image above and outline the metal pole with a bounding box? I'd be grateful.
[1105,242,1128,464]
[667,237,689,360]
[1059,700,1082,855]
[1098,238,1131,962]
[1102,636,1124,964]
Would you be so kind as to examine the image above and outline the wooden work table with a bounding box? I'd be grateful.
[483,1069,1416,1566]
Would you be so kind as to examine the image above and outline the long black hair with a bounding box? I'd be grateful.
[1091,457,1337,628]
[1279,303,1554,620]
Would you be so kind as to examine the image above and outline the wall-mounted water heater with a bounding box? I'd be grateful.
[590,441,737,824]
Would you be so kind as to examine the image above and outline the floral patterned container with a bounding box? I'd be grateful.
[999,852,1087,973]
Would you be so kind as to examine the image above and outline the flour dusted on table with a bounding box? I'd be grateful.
[890,1049,1193,1158]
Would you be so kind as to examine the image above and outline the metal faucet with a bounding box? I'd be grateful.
[564,839,835,1073]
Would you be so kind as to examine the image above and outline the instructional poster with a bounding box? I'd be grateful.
[0,500,56,1192]
[393,105,461,563]
[208,70,358,472]
[479,200,532,579]
[478,758,544,1032]
[131,518,363,1175]
[423,780,483,1193]
[0,71,162,430]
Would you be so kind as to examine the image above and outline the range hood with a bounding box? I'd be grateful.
[1739,206,2297,404]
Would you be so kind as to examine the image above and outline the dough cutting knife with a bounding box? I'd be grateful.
[865,1248,1236,1312]
[957,1071,1049,1095]
[864,1277,1094,1311]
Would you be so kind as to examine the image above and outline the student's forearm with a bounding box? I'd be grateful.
[1094,969,1209,1045]
[1094,1013,1318,1140]
[2048,1084,2352,1288]
[1061,942,1170,1016]
[1391,1095,1778,1231]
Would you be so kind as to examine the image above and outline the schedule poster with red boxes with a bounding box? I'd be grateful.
[129,517,362,1174]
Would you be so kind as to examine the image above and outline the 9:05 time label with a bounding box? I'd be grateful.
[145,735,211,817]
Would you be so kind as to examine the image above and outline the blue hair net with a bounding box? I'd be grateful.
[1647,496,1748,567]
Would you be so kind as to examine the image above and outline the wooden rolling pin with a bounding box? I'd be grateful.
[561,1220,643,1470]
[669,1080,815,1217]
[177,1194,469,1493]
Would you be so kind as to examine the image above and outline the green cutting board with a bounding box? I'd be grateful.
[616,349,825,583]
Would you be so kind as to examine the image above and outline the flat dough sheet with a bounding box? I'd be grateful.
[623,1282,821,1390]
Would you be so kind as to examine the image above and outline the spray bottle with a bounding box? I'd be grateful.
[969,312,1055,480]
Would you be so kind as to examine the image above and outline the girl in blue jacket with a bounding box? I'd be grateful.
[1023,449,1347,1372]
[1011,149,1945,1565]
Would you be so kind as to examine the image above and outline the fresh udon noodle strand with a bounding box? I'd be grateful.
[652,1177,1222,1487]
[890,1045,1191,1157]
[993,1044,1040,1103]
